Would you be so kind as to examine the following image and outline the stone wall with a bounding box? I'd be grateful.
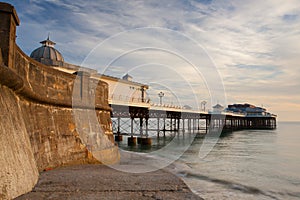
[0,3,119,199]
[0,84,39,200]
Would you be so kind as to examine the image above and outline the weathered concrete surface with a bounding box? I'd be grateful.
[0,62,118,199]
[15,164,202,200]
[0,85,39,200]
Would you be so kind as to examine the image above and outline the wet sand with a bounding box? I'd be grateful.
[15,164,202,200]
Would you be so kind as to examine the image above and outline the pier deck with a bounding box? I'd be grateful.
[109,100,277,145]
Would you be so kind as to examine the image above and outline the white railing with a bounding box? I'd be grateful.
[109,95,151,107]
[109,94,151,104]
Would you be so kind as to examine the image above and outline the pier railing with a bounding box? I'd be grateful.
[108,95,150,108]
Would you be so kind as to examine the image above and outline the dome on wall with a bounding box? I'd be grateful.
[30,37,64,66]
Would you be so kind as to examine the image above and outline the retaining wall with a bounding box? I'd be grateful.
[0,3,119,199]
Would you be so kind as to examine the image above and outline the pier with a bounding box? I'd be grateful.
[53,57,277,146]
[44,41,277,147]
[42,32,277,147]
[110,97,277,146]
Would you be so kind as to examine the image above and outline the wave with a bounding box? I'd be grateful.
[178,171,300,200]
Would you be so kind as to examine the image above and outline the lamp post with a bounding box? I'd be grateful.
[201,101,207,112]
[158,92,164,105]
[141,86,145,102]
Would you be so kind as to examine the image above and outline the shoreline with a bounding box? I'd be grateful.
[15,164,202,200]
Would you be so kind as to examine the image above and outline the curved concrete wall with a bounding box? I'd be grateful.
[0,3,119,199]
[0,84,39,200]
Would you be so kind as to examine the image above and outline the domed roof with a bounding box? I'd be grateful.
[30,37,64,66]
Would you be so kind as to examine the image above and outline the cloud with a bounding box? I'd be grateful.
[4,0,300,120]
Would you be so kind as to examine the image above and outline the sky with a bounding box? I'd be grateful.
[3,0,300,121]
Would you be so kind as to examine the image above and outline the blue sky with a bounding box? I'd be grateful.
[4,0,300,121]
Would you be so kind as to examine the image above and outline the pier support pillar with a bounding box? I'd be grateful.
[205,117,209,133]
[117,117,121,134]
[138,118,151,146]
[128,136,137,146]
[115,135,123,142]
[115,117,123,142]
[157,117,160,135]
[163,117,166,136]
[145,118,149,137]
[114,117,122,141]
[139,117,143,136]
[131,117,134,135]
[128,116,137,145]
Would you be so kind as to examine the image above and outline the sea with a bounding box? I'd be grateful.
[115,121,300,200]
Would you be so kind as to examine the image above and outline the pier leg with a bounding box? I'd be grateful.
[163,117,166,137]
[137,118,143,144]
[157,117,160,137]
[192,119,194,132]
[117,117,121,134]
[128,136,137,146]
[173,118,176,131]
[205,117,209,133]
[146,118,149,137]
[140,118,151,145]
[128,117,137,146]
[114,117,123,141]
[138,118,151,146]
[131,117,134,137]
[140,117,143,136]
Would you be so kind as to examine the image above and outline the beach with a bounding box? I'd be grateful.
[15,164,202,200]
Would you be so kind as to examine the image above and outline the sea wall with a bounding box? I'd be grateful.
[0,3,118,199]
[0,83,39,200]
